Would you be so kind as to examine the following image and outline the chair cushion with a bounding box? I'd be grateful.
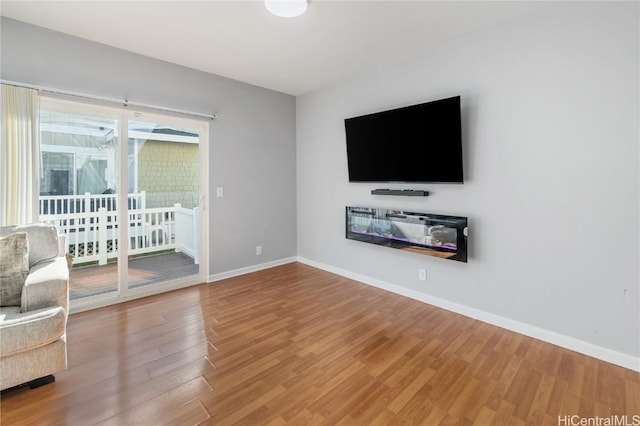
[0,223,59,268]
[0,233,29,307]
[0,305,66,356]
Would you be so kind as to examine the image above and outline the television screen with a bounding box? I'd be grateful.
[344,96,463,183]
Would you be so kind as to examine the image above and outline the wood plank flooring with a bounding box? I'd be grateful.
[1,262,638,425]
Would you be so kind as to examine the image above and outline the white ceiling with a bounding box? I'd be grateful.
[0,1,552,96]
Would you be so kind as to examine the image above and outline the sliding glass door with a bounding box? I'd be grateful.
[39,97,208,306]
[126,115,202,292]
[39,105,121,299]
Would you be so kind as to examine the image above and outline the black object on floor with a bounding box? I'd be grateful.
[27,375,55,389]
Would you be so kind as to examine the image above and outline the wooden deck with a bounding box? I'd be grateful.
[70,252,199,299]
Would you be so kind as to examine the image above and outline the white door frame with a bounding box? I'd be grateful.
[40,96,210,313]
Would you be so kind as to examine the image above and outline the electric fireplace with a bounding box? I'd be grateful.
[346,207,468,262]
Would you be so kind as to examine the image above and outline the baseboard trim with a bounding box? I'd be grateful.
[296,256,640,372]
[207,257,297,283]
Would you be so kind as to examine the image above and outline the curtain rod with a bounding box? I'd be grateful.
[1,79,219,121]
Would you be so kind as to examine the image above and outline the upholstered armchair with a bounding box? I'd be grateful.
[0,223,69,390]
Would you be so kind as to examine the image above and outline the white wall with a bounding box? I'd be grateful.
[296,2,639,366]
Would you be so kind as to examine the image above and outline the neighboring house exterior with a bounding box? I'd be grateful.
[136,139,199,209]
[40,113,199,210]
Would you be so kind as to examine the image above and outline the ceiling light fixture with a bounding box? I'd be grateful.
[265,0,308,18]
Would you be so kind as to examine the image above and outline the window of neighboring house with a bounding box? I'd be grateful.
[40,150,111,196]
[40,108,118,199]
[40,152,74,195]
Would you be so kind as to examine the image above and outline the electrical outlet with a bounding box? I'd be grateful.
[418,268,427,281]
[256,245,262,255]
[216,187,224,197]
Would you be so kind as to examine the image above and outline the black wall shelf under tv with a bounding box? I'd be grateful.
[371,189,429,197]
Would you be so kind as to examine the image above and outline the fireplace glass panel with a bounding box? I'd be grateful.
[346,207,468,262]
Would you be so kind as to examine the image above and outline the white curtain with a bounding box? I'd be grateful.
[0,84,40,226]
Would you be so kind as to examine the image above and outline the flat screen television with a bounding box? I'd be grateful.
[344,96,463,183]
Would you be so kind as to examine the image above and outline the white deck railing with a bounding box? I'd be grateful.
[175,204,200,265]
[39,193,199,266]
[40,192,147,216]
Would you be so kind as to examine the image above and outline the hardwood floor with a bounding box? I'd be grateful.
[1,262,638,425]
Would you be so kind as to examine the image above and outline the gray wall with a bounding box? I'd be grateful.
[297,3,639,359]
[1,17,297,274]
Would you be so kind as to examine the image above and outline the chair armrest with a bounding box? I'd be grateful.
[21,257,69,315]
[58,234,67,257]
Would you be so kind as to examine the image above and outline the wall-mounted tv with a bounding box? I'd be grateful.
[344,96,463,183]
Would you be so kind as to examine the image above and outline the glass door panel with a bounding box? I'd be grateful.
[126,118,201,290]
[39,98,208,307]
[39,106,120,300]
